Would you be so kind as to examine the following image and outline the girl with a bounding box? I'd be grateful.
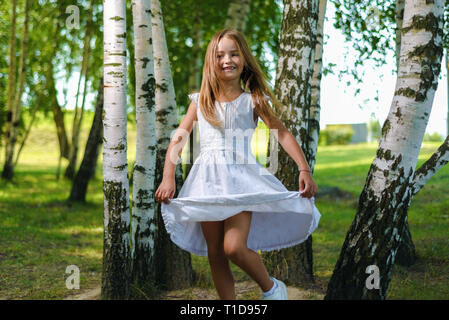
[155,29,321,300]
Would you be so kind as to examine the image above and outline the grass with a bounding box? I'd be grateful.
[0,110,448,299]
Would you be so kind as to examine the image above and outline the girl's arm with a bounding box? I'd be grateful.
[256,109,317,198]
[155,101,197,203]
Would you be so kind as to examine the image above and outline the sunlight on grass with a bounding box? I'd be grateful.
[57,226,103,236]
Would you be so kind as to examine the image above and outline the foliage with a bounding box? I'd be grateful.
[319,124,354,145]
[328,0,449,106]
[423,132,444,142]
[160,0,282,115]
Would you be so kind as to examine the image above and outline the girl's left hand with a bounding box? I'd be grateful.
[299,171,318,198]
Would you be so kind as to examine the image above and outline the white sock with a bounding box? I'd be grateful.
[262,277,278,297]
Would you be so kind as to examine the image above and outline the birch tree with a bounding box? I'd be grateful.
[69,76,104,202]
[262,0,321,286]
[393,0,417,267]
[308,0,327,173]
[2,0,30,180]
[225,0,251,32]
[151,0,194,291]
[130,0,158,298]
[102,0,132,299]
[2,0,17,180]
[325,0,445,300]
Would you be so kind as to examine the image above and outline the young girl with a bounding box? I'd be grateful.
[155,29,321,300]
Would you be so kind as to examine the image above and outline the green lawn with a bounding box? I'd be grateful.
[0,111,448,299]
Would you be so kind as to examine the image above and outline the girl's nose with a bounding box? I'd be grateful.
[223,54,232,62]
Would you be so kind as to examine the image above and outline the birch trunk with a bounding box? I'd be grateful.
[395,0,405,72]
[263,0,320,286]
[130,0,158,298]
[225,0,251,32]
[151,0,194,291]
[2,0,18,180]
[8,0,31,170]
[69,76,104,202]
[308,0,327,172]
[393,0,417,267]
[325,0,444,300]
[102,0,132,299]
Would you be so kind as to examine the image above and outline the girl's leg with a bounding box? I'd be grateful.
[223,211,274,292]
[200,220,236,299]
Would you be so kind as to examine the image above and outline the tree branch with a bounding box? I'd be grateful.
[411,135,449,196]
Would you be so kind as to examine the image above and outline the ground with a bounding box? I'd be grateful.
[63,281,326,300]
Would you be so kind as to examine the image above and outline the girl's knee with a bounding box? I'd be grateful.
[223,240,247,263]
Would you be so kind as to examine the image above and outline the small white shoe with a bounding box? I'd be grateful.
[262,277,288,300]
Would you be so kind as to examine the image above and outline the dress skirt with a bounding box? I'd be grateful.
[161,148,321,257]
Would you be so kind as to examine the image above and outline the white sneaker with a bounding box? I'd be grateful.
[262,277,288,300]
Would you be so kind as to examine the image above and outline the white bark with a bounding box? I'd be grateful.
[151,0,180,145]
[131,0,157,259]
[395,0,405,71]
[103,0,130,258]
[308,0,327,172]
[150,0,194,290]
[370,0,444,203]
[274,0,318,148]
[411,135,449,196]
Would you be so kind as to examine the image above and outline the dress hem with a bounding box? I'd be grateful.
[161,201,321,257]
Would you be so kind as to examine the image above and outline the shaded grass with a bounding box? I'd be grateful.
[1,112,448,299]
[311,141,449,299]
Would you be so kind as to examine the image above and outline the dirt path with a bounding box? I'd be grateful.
[64,282,324,300]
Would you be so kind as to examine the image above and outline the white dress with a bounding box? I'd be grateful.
[161,91,321,257]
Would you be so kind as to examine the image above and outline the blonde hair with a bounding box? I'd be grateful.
[192,28,280,128]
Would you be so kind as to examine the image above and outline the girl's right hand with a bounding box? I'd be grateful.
[155,178,175,204]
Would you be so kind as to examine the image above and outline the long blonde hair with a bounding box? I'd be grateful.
[193,29,280,128]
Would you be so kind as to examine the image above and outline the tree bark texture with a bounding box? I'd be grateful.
[263,0,319,286]
[151,0,194,291]
[394,0,417,268]
[325,0,444,300]
[69,76,104,202]
[130,0,158,299]
[102,0,132,299]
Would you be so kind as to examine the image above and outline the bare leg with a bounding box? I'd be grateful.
[223,211,274,292]
[200,220,236,299]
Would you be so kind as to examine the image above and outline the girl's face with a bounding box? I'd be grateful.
[214,37,245,83]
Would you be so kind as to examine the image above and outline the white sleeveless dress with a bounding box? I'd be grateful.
[161,91,321,256]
